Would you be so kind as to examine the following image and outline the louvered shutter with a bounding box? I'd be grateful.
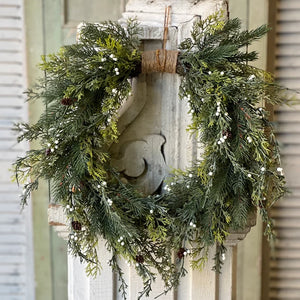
[0,0,34,299]
[269,0,300,299]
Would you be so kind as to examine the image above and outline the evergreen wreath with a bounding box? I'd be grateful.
[13,12,289,299]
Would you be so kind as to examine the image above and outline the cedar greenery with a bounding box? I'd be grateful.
[13,13,288,299]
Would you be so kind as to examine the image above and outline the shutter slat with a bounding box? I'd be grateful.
[0,6,21,17]
[0,264,25,274]
[0,29,22,40]
[0,52,23,62]
[0,96,24,107]
[0,275,26,284]
[0,74,23,85]
[0,18,22,29]
[278,21,300,33]
[0,0,22,5]
[278,10,300,21]
[278,0,300,9]
[271,207,300,218]
[270,289,300,299]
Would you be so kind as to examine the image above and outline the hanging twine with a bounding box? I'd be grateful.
[142,6,179,74]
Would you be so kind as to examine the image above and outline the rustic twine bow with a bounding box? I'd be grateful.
[142,5,178,74]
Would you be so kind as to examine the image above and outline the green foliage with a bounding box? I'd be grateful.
[13,13,290,299]
[178,11,288,270]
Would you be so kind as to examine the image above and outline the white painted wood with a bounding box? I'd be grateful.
[68,254,90,300]
[0,6,21,17]
[0,29,22,40]
[218,247,233,300]
[191,248,217,300]
[90,242,114,300]
[0,18,22,29]
[0,0,21,5]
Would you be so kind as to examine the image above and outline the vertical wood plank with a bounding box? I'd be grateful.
[218,247,233,300]
[24,1,54,299]
[68,254,89,300]
[191,248,217,300]
[229,0,268,299]
[91,241,114,300]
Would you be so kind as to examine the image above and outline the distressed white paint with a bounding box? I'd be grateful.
[0,0,35,299]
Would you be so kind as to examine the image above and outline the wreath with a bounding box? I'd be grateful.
[14,12,289,299]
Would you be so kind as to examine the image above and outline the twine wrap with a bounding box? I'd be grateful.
[141,49,179,74]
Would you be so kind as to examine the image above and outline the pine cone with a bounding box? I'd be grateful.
[61,97,76,105]
[223,129,232,139]
[135,254,144,264]
[177,247,185,259]
[71,221,82,231]
[45,148,51,156]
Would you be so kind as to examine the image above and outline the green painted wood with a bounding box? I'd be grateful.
[24,0,53,299]
[43,2,68,300]
[24,1,68,300]
[62,0,125,45]
[229,1,268,299]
